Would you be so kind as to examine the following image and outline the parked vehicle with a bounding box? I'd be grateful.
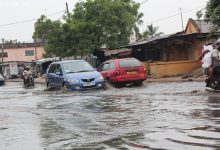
[45,60,105,90]
[0,74,5,85]
[97,57,147,86]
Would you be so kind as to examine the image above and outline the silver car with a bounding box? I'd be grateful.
[0,74,5,85]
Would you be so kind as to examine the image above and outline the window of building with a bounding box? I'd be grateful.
[0,52,8,57]
[25,50,34,56]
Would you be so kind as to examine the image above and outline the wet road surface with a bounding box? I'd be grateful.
[0,82,220,150]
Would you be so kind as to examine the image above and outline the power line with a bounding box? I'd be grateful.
[140,0,150,5]
[143,5,206,26]
[0,10,66,27]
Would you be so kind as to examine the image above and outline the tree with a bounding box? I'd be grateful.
[70,0,143,51]
[33,0,143,57]
[142,24,164,40]
[205,0,220,31]
[33,15,64,57]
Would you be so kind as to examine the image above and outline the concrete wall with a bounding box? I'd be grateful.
[2,46,45,62]
[146,60,201,78]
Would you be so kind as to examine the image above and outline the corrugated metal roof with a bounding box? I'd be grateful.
[194,20,214,33]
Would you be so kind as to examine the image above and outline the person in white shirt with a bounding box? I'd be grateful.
[206,39,220,87]
[199,43,214,75]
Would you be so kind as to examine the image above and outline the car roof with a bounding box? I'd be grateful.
[52,59,86,64]
[107,57,137,62]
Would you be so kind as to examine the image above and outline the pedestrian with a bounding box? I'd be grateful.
[199,42,214,76]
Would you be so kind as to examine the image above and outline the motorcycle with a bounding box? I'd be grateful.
[206,66,220,90]
[23,74,35,87]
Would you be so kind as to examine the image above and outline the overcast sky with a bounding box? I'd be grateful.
[0,0,208,42]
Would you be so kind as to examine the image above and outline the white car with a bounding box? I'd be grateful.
[0,74,5,85]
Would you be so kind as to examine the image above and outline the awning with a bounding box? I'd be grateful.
[36,57,60,65]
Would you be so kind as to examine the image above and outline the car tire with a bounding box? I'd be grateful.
[61,83,70,93]
[46,81,52,90]
[114,83,125,88]
[133,81,143,86]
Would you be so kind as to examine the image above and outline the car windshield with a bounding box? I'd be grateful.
[119,59,142,68]
[63,61,95,74]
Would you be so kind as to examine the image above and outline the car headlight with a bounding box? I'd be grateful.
[97,76,104,81]
[66,79,79,83]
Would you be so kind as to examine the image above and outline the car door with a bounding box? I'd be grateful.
[108,61,116,79]
[47,64,57,87]
[97,62,110,79]
[53,64,64,87]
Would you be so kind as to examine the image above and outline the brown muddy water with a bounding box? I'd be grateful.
[0,82,220,150]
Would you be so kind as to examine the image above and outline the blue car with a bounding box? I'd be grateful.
[45,60,105,90]
[0,74,5,85]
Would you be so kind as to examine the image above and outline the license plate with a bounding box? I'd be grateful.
[127,71,137,75]
[83,82,95,87]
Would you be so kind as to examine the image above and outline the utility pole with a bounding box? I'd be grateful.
[179,8,184,31]
[66,2,70,20]
[1,38,4,74]
[34,39,37,60]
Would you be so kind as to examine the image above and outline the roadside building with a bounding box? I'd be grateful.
[121,18,219,78]
[0,42,44,78]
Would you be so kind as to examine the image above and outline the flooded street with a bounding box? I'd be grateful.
[0,81,220,150]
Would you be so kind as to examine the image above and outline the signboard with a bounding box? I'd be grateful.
[9,63,18,75]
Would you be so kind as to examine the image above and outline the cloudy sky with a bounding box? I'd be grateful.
[0,0,208,42]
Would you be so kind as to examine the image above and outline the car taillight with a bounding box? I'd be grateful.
[143,65,146,71]
[116,70,120,76]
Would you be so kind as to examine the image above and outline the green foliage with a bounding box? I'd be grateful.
[142,24,164,40]
[33,0,142,57]
[205,0,220,31]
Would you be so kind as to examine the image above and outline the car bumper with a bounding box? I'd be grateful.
[111,74,147,83]
[65,81,106,90]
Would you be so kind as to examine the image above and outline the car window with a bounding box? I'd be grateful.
[48,64,57,73]
[109,62,116,70]
[97,64,104,72]
[54,64,62,74]
[119,59,142,68]
[63,61,94,73]
[103,63,110,71]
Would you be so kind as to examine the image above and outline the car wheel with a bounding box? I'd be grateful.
[114,83,125,88]
[133,81,143,86]
[61,83,70,93]
[46,81,52,90]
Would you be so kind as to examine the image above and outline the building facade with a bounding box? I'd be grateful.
[0,42,45,78]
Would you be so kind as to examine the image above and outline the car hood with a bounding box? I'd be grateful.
[64,71,102,80]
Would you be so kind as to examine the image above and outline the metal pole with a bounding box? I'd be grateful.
[66,2,70,20]
[179,8,184,31]
[34,40,37,60]
[1,38,4,74]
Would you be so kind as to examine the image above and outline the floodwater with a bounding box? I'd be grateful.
[0,81,220,150]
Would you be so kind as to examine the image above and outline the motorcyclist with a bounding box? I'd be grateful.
[206,39,220,88]
[211,40,220,67]
[22,66,33,86]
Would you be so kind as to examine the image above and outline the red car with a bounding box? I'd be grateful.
[97,58,147,86]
